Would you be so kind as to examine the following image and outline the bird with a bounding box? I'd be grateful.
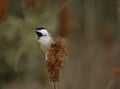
[34,27,54,60]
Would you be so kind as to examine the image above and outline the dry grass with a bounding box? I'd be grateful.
[46,40,68,83]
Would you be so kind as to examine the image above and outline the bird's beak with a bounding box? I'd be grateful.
[34,30,39,33]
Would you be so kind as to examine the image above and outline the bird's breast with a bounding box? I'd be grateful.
[38,36,52,49]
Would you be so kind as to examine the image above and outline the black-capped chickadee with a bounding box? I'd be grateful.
[34,27,54,60]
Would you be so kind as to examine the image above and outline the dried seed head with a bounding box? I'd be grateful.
[46,40,68,82]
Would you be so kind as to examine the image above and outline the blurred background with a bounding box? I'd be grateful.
[0,0,120,89]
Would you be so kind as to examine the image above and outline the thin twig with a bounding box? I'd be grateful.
[105,79,115,89]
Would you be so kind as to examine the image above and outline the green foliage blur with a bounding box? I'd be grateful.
[0,0,62,86]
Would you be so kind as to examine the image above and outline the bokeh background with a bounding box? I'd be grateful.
[0,0,120,89]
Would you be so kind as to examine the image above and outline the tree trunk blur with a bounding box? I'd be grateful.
[63,0,120,89]
[58,3,69,38]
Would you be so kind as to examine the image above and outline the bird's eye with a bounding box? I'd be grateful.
[36,32,43,37]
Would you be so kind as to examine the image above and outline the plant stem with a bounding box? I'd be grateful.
[52,82,57,89]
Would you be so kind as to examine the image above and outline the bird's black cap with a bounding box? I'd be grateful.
[34,27,46,38]
[35,27,45,31]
